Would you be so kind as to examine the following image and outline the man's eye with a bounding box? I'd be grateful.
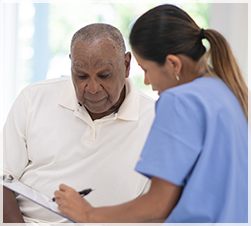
[76,74,88,79]
[99,74,110,79]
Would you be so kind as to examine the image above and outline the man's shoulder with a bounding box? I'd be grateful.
[24,77,70,90]
[19,77,72,101]
[137,90,155,119]
[137,90,155,106]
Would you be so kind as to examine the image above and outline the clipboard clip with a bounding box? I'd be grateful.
[3,174,14,183]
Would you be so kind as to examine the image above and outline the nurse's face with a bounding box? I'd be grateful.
[132,50,177,95]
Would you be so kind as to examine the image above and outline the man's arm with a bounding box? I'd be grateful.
[3,91,29,223]
[3,187,25,223]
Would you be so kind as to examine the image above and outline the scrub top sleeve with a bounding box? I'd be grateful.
[3,90,30,179]
[135,92,205,186]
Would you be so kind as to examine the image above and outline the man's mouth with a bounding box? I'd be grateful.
[85,97,106,104]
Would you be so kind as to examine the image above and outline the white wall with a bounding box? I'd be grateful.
[0,3,3,131]
[209,3,248,83]
[2,4,19,129]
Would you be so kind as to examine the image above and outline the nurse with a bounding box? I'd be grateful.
[54,4,248,223]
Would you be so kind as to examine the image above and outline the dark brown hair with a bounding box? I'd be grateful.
[129,4,248,120]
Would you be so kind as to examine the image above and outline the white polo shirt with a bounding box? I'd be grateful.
[3,77,155,223]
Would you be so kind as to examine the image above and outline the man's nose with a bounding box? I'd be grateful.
[85,78,102,94]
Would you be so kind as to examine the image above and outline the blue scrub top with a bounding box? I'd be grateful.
[135,77,248,223]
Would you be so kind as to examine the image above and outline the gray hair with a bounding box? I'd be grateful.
[71,23,126,56]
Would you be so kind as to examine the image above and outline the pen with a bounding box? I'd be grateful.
[52,188,95,202]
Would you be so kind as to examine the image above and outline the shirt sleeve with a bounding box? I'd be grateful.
[135,91,205,186]
[3,90,30,179]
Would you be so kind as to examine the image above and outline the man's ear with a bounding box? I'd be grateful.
[69,54,71,60]
[164,54,182,75]
[124,52,131,78]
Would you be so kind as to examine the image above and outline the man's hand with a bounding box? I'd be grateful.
[54,184,94,223]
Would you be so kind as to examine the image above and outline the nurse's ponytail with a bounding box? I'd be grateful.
[203,29,248,121]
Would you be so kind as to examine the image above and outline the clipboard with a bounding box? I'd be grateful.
[1,174,82,224]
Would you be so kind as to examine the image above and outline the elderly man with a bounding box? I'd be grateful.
[3,23,155,223]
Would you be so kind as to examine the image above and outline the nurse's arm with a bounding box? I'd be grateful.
[55,176,182,223]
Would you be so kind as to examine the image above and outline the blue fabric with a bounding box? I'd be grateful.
[135,77,248,223]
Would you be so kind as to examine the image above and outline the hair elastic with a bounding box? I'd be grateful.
[200,29,205,40]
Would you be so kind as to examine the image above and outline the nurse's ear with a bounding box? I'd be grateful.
[164,54,182,76]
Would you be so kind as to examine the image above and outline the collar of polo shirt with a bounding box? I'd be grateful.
[58,77,139,121]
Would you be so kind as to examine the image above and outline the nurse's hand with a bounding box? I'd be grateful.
[54,184,94,223]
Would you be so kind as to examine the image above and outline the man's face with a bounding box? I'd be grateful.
[70,38,131,120]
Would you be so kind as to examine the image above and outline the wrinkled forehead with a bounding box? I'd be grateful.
[72,37,122,55]
[73,60,114,70]
[71,38,123,68]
